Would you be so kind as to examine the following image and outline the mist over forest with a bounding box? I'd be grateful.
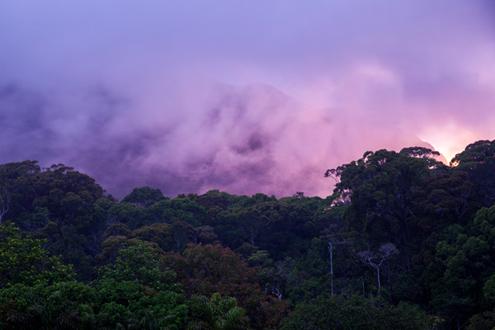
[2,0,495,329]
[1,140,495,329]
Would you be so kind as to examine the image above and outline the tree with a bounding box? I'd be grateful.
[165,244,287,329]
[326,147,444,269]
[451,140,495,206]
[427,204,495,328]
[3,139,495,329]
[0,224,74,286]
[187,293,249,330]
[98,241,176,291]
[357,243,398,293]
[122,186,166,207]
[0,225,89,329]
[0,186,10,224]
[96,242,188,329]
[0,161,110,279]
[281,295,434,330]
[326,236,353,297]
[467,309,495,330]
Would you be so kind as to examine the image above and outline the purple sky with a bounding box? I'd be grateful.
[1,0,495,197]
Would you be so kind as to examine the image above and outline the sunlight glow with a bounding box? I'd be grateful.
[418,123,476,163]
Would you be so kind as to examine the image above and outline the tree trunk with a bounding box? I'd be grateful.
[376,267,381,293]
[0,188,10,224]
[328,241,334,296]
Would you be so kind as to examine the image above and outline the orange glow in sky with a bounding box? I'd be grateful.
[418,123,477,163]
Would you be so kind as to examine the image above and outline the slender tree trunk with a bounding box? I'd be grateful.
[376,267,381,293]
[0,207,7,224]
[0,188,10,224]
[328,241,334,296]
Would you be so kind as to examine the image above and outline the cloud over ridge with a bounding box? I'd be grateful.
[1,0,494,197]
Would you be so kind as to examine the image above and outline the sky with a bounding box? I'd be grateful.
[1,0,494,197]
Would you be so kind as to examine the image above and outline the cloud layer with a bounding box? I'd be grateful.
[1,0,494,197]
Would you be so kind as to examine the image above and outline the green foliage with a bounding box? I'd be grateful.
[451,140,495,206]
[122,187,166,207]
[281,295,434,330]
[0,224,74,286]
[0,161,109,279]
[165,244,288,329]
[467,309,495,330]
[483,274,495,303]
[426,204,495,326]
[328,148,444,250]
[98,241,175,290]
[187,293,248,330]
[3,140,495,329]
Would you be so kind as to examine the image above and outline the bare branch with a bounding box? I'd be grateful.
[357,243,398,293]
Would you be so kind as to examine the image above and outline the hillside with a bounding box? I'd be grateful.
[1,140,495,329]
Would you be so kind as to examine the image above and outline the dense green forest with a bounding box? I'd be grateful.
[1,140,495,329]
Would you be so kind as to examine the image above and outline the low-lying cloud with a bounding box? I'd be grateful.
[0,0,494,197]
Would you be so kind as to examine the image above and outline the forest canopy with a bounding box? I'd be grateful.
[1,140,495,329]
